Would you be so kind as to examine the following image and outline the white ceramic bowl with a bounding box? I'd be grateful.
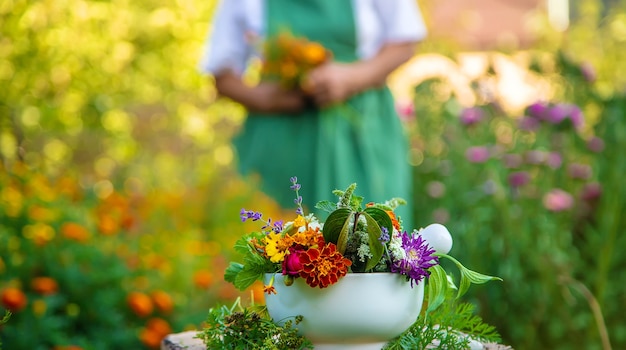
[264,273,424,349]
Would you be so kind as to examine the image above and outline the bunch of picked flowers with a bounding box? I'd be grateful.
[260,31,331,91]
[226,177,500,311]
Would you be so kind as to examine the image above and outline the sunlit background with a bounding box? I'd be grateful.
[1,0,625,349]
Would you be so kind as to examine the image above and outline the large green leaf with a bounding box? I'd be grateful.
[426,264,449,313]
[362,211,386,271]
[436,253,503,299]
[322,208,353,250]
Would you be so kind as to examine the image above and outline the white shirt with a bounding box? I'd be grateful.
[199,0,428,76]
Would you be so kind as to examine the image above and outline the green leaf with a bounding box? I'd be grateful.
[436,253,502,299]
[315,200,337,213]
[361,211,386,271]
[224,262,243,285]
[322,208,352,249]
[426,264,449,313]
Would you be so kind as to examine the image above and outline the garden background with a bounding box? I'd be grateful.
[1,0,625,349]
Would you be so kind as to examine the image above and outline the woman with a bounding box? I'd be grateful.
[200,0,427,226]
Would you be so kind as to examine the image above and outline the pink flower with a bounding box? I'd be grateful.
[508,171,530,188]
[502,154,523,169]
[580,182,602,203]
[567,163,592,180]
[543,189,574,212]
[587,137,605,153]
[282,247,304,276]
[459,107,484,126]
[465,146,490,163]
[396,101,415,122]
[546,152,563,169]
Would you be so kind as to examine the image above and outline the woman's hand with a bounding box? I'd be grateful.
[214,70,307,114]
[304,63,359,108]
[249,82,307,114]
[304,42,417,108]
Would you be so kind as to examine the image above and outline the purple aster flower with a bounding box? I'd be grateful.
[459,107,484,126]
[391,233,438,287]
[543,189,574,212]
[465,146,490,163]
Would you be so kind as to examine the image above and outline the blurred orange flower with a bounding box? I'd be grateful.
[31,276,59,295]
[193,270,213,289]
[151,290,174,314]
[61,222,90,242]
[1,287,28,312]
[127,291,153,317]
[140,317,172,349]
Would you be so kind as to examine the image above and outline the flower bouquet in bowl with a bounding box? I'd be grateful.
[200,177,502,349]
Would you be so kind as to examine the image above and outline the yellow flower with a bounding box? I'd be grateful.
[264,232,292,263]
[294,215,306,228]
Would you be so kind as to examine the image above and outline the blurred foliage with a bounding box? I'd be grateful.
[406,2,626,349]
[1,0,625,349]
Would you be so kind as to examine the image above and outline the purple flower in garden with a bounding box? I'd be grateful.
[544,104,570,124]
[508,171,530,188]
[568,163,593,180]
[568,105,584,129]
[465,146,490,163]
[527,101,549,119]
[391,233,438,287]
[518,116,541,131]
[587,136,605,153]
[459,107,484,126]
[543,189,574,212]
[580,182,602,203]
[546,152,563,169]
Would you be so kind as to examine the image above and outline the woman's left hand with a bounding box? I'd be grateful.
[304,63,359,108]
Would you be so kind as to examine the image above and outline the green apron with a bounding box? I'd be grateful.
[233,0,414,228]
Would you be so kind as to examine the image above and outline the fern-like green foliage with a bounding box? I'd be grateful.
[198,298,312,350]
[385,287,501,349]
[0,310,11,350]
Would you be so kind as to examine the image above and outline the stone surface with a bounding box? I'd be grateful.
[162,330,514,349]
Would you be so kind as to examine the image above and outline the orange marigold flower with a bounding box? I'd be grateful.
[97,214,119,235]
[151,290,174,314]
[386,210,401,231]
[127,291,153,317]
[1,287,28,312]
[31,276,59,295]
[263,285,277,295]
[298,243,351,288]
[139,327,163,349]
[193,270,213,289]
[146,317,172,337]
[61,222,90,242]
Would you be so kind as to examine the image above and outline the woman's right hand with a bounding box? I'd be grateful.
[248,82,307,114]
[214,71,306,115]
